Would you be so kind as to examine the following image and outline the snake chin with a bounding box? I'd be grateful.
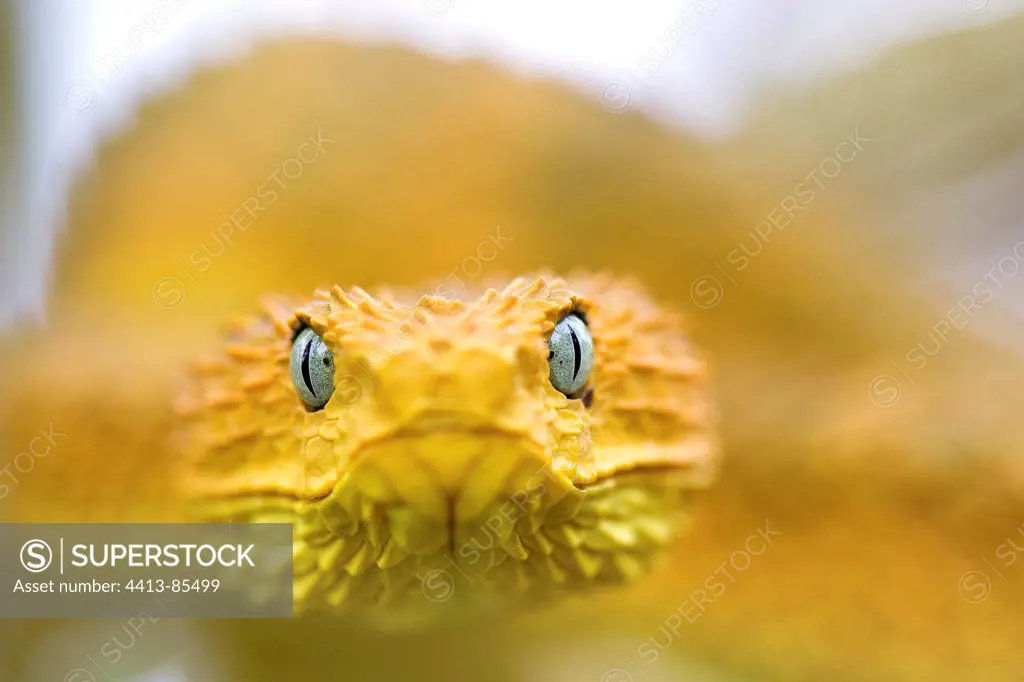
[280,457,692,623]
[288,430,573,608]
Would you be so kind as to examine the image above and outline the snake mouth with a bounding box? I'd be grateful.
[342,428,573,508]
[308,424,582,559]
[339,408,580,497]
[283,423,700,615]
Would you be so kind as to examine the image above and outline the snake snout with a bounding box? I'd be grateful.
[335,334,584,531]
[368,343,519,420]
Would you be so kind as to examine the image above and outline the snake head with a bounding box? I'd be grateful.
[178,274,716,624]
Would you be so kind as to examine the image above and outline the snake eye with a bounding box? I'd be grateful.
[548,314,593,397]
[290,327,335,410]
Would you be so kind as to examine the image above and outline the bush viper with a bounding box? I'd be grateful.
[4,28,1024,682]
[179,275,716,623]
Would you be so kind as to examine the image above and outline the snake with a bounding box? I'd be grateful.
[176,273,716,623]
[10,29,1021,679]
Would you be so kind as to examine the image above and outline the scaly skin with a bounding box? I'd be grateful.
[179,274,715,622]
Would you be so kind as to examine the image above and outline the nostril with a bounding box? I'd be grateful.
[427,337,452,354]
[516,345,543,375]
[456,350,514,390]
[433,371,458,402]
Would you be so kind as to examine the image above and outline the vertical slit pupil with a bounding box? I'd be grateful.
[301,338,317,397]
[569,327,582,381]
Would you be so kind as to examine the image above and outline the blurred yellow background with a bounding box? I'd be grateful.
[2,10,1024,682]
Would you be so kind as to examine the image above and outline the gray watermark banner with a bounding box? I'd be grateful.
[0,523,293,618]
